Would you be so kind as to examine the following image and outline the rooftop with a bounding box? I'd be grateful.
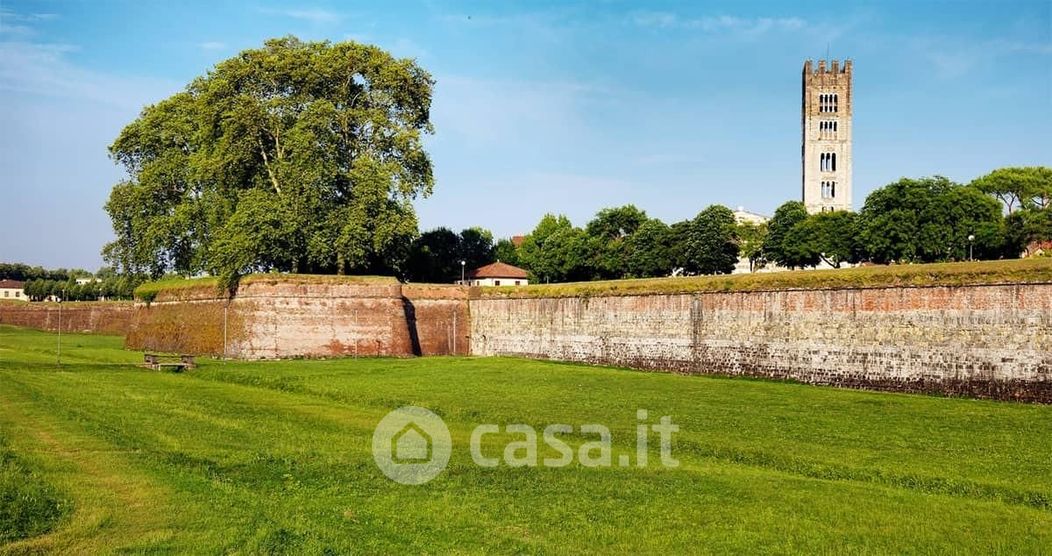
[469,262,529,279]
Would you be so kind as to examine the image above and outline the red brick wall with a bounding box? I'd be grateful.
[402,284,473,355]
[0,301,134,335]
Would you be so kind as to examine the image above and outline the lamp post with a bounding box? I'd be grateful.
[56,289,65,366]
[968,234,975,261]
[460,260,466,285]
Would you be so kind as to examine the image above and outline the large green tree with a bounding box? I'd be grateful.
[971,166,1052,213]
[104,37,435,284]
[586,205,648,279]
[518,214,572,282]
[680,205,740,275]
[625,218,673,278]
[784,211,862,269]
[859,176,1004,263]
[404,227,495,283]
[1005,208,1052,256]
[493,239,522,267]
[764,201,811,268]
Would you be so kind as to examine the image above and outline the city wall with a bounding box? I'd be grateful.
[0,301,134,335]
[4,272,1051,402]
[470,283,1052,402]
[122,279,470,358]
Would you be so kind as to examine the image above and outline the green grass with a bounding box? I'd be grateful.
[0,438,67,545]
[134,274,399,302]
[482,257,1052,298]
[1,325,1051,553]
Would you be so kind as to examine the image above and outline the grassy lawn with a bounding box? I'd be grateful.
[1,325,1051,553]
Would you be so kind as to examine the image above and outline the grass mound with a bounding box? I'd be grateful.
[482,258,1052,298]
[134,273,400,302]
[0,438,67,544]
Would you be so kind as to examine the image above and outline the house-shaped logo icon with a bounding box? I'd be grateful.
[372,405,452,485]
[392,422,432,462]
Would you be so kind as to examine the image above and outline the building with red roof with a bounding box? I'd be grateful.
[460,262,529,287]
[0,279,26,301]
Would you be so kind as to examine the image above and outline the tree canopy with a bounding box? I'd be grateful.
[404,227,495,283]
[764,201,812,268]
[859,176,1004,263]
[104,37,435,285]
[679,205,740,275]
[971,166,1052,213]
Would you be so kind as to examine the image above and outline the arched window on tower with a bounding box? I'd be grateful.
[832,153,837,171]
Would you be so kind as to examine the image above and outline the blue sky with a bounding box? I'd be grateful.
[1,0,1049,269]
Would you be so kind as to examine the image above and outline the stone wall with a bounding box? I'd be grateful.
[0,301,134,335]
[402,284,473,356]
[469,283,1052,402]
[124,281,473,358]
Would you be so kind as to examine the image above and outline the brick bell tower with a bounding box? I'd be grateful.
[802,59,853,213]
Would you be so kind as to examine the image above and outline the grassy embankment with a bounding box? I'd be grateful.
[132,258,1052,302]
[1,325,1051,552]
[133,274,399,302]
[481,257,1052,297]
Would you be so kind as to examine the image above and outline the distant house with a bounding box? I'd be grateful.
[460,262,529,287]
[0,279,26,301]
[732,206,770,226]
[1025,240,1052,258]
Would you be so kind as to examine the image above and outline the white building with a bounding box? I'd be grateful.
[460,262,529,287]
[0,279,26,301]
[731,208,779,274]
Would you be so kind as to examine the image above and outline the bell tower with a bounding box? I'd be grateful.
[802,59,853,213]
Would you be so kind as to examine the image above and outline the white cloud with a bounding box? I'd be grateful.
[198,41,227,51]
[0,40,179,108]
[0,7,58,38]
[0,8,58,23]
[258,7,342,24]
[631,12,806,35]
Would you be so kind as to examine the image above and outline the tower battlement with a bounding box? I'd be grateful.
[801,59,853,213]
[804,59,852,75]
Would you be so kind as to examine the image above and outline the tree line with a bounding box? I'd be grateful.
[497,168,1052,283]
[0,265,144,302]
[21,275,142,302]
[0,263,92,283]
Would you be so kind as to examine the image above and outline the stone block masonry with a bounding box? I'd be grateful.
[469,284,1052,403]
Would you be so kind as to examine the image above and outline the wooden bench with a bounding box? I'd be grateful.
[144,353,196,372]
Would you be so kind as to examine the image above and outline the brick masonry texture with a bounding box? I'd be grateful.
[0,301,134,335]
[124,281,472,358]
[469,283,1052,402]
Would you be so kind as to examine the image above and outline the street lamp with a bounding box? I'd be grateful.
[460,260,466,285]
[968,234,975,261]
[56,288,65,366]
